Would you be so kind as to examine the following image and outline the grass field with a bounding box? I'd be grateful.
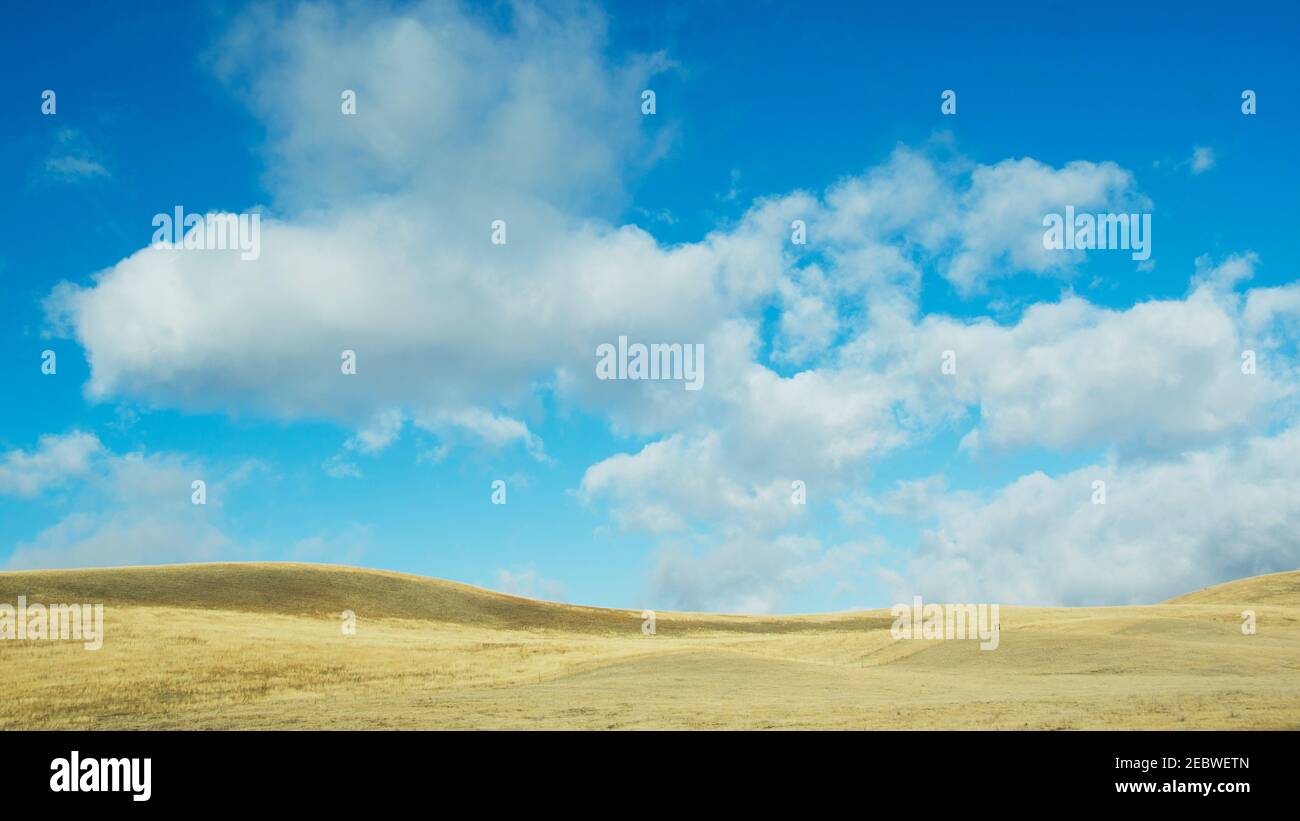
[2,563,1297,729]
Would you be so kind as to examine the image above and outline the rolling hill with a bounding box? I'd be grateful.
[2,563,1297,729]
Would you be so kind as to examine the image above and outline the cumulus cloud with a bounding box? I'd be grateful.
[585,254,1290,521]
[938,285,1282,454]
[3,433,250,570]
[894,424,1300,606]
[46,1,687,448]
[583,252,1297,609]
[44,20,1148,459]
[944,157,1145,294]
[580,432,805,534]
[0,431,104,497]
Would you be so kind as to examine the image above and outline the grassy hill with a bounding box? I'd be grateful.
[0,562,890,633]
[1,563,1297,729]
[1164,570,1300,606]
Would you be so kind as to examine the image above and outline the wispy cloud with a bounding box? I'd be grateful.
[43,129,110,182]
[1190,145,1215,174]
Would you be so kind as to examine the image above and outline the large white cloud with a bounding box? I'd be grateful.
[911,260,1287,454]
[45,8,1152,458]
[599,254,1296,612]
[893,424,1300,606]
[582,255,1293,524]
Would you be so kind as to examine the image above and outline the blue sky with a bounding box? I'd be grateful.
[1,0,1298,612]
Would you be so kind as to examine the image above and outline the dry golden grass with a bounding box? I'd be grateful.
[2,563,1297,729]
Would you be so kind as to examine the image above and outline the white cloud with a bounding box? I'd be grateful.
[46,29,1150,461]
[937,286,1281,454]
[45,155,110,181]
[45,1,688,453]
[944,157,1145,294]
[345,409,405,454]
[580,252,1297,608]
[495,565,566,602]
[413,408,547,461]
[649,534,875,613]
[580,431,805,534]
[288,523,374,565]
[9,512,233,571]
[208,1,669,214]
[1190,146,1215,174]
[322,453,362,479]
[42,129,110,183]
[583,255,1291,536]
[0,431,104,497]
[3,435,252,570]
[895,424,1300,606]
